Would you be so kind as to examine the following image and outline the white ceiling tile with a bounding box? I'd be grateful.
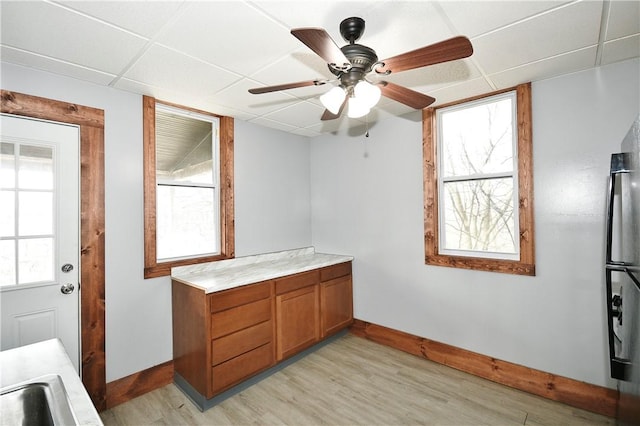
[292,127,322,138]
[114,77,256,121]
[601,35,640,65]
[250,48,334,86]
[606,0,640,41]
[357,2,456,61]
[381,58,481,94]
[262,101,326,128]
[248,117,299,133]
[157,1,300,76]
[0,46,116,86]
[488,46,597,89]
[123,44,241,97]
[214,78,298,117]
[1,0,638,136]
[439,1,573,38]
[250,1,376,31]
[0,1,147,74]
[428,78,496,106]
[472,1,603,75]
[57,1,186,38]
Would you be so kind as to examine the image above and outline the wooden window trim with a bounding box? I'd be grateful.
[143,96,235,278]
[423,83,535,276]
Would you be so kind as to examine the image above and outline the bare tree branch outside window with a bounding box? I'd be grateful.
[438,94,518,256]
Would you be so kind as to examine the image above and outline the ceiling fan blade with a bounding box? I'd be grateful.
[291,28,351,70]
[248,80,328,94]
[375,36,473,75]
[379,81,436,109]
[321,98,347,121]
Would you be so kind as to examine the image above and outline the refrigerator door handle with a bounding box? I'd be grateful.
[604,153,634,380]
[605,268,632,380]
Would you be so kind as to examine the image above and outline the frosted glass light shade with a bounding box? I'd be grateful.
[347,96,370,118]
[320,86,346,114]
[354,81,381,109]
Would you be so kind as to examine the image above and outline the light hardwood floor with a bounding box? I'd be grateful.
[100,334,614,425]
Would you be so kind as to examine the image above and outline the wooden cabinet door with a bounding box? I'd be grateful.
[320,275,353,338]
[275,285,319,361]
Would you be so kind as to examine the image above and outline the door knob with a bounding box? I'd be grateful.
[60,283,75,294]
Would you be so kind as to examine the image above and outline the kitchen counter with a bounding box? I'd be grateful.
[171,247,354,293]
[0,339,103,425]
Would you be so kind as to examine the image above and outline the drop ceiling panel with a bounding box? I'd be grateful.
[261,101,326,128]
[57,1,186,38]
[156,1,300,76]
[471,1,603,75]
[439,1,573,38]
[213,78,298,117]
[123,44,242,97]
[488,46,598,89]
[606,0,640,41]
[601,35,640,65]
[356,2,456,61]
[428,78,496,107]
[0,46,116,86]
[382,58,481,95]
[0,1,147,74]
[1,0,638,138]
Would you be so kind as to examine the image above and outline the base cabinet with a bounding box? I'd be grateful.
[275,282,320,361]
[172,261,352,402]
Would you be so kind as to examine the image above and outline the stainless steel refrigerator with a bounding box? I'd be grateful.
[605,115,640,425]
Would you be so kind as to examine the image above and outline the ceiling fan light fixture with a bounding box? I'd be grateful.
[320,86,347,114]
[354,80,381,109]
[347,96,370,118]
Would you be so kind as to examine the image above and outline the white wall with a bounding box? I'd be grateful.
[310,58,640,388]
[0,62,312,381]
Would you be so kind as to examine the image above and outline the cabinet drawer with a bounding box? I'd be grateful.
[211,342,274,394]
[275,270,319,295]
[210,281,271,313]
[320,262,352,282]
[211,298,271,339]
[211,320,272,365]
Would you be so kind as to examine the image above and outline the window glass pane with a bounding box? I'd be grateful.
[0,190,15,237]
[0,142,16,188]
[19,145,53,190]
[441,97,513,177]
[156,109,214,185]
[0,240,16,286]
[442,178,516,254]
[156,185,217,260]
[18,192,53,236]
[18,237,54,284]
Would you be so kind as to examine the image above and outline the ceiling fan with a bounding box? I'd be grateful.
[248,17,473,121]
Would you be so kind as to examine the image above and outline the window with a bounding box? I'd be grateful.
[423,83,534,275]
[1,143,55,285]
[143,97,234,278]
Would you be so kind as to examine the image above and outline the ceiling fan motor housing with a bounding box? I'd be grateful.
[328,17,379,88]
[335,44,378,87]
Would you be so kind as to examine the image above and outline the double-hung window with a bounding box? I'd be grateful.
[423,83,534,275]
[143,97,234,278]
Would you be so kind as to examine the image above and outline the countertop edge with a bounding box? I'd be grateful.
[171,248,353,294]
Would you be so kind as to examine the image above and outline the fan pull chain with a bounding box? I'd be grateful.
[365,114,370,137]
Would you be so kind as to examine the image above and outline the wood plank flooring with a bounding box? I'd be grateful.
[100,334,614,425]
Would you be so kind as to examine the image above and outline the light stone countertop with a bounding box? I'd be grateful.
[0,338,103,425]
[171,247,354,294]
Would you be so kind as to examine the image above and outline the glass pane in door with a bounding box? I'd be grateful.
[0,142,55,286]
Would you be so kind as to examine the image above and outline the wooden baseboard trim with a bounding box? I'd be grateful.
[350,319,617,417]
[105,360,174,409]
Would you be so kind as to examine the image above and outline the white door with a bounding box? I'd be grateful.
[0,114,80,372]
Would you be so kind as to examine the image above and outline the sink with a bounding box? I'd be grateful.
[0,374,78,426]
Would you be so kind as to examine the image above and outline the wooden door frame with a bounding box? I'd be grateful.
[1,90,106,411]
